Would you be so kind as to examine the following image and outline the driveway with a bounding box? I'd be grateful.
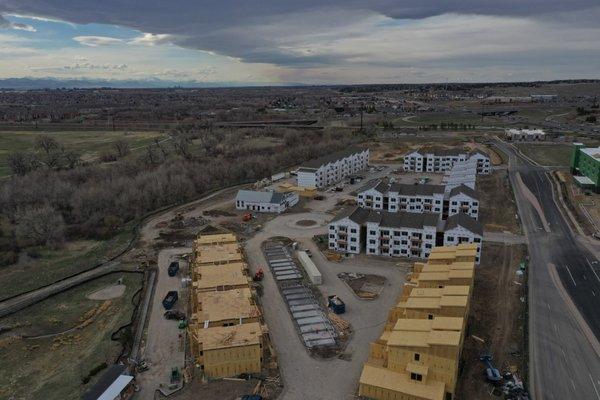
[136,247,190,399]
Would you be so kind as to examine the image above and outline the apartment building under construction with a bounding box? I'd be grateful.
[358,243,478,400]
[188,233,269,378]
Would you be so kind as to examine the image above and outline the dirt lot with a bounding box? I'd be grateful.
[478,171,521,234]
[0,272,143,400]
[337,272,387,299]
[457,242,528,399]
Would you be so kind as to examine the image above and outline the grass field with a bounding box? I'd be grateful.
[393,112,493,126]
[0,228,135,301]
[478,170,521,233]
[515,143,573,166]
[0,130,166,177]
[0,272,143,400]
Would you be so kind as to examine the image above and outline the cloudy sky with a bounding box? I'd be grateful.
[0,1,599,84]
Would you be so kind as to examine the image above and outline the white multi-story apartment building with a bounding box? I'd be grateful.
[443,213,483,263]
[505,128,546,141]
[235,190,299,213]
[328,207,483,263]
[357,181,480,220]
[404,149,491,175]
[297,147,369,188]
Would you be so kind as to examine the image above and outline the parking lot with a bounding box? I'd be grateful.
[136,248,190,399]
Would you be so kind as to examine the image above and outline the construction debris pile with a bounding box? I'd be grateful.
[358,243,478,400]
[187,233,269,378]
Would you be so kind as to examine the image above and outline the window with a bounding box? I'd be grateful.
[369,230,376,235]
[428,314,434,320]
[350,237,356,242]
[410,373,423,382]
[350,228,357,233]
[350,246,356,251]
[425,234,432,240]
[369,239,376,244]
[414,353,420,361]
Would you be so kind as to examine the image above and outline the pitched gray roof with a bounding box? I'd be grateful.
[301,147,367,169]
[389,183,445,196]
[445,212,483,235]
[448,184,479,200]
[332,206,439,229]
[236,190,284,204]
[358,180,444,197]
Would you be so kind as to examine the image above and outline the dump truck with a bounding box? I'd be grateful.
[328,295,346,314]
[162,291,179,310]
[168,261,179,277]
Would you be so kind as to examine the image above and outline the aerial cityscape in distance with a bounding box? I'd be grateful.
[0,2,599,400]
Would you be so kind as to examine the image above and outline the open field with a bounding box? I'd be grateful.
[515,143,573,166]
[457,242,528,399]
[0,272,143,400]
[0,228,134,300]
[0,130,165,176]
[478,170,521,233]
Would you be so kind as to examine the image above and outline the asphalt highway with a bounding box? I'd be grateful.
[495,139,600,400]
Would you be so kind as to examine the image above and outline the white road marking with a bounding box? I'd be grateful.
[547,302,551,310]
[571,379,576,391]
[590,374,600,400]
[554,323,559,334]
[561,348,567,362]
[565,265,577,286]
[593,290,597,297]
[587,258,600,283]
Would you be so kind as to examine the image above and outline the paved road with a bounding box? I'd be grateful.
[494,139,600,400]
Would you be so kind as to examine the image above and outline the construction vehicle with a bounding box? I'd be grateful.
[243,213,252,222]
[480,355,502,382]
[253,268,264,281]
[328,295,346,314]
[168,261,179,277]
[162,291,179,310]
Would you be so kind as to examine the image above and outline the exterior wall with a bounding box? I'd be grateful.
[365,223,437,259]
[328,218,362,254]
[405,151,490,175]
[467,153,491,175]
[235,193,299,213]
[357,188,386,210]
[303,149,369,188]
[199,344,262,378]
[572,147,600,188]
[388,345,460,395]
[297,169,317,188]
[446,193,479,220]
[358,383,435,400]
[443,227,482,264]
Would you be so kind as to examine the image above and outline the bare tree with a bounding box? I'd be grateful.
[16,205,65,248]
[113,139,131,157]
[34,136,58,155]
[7,151,39,175]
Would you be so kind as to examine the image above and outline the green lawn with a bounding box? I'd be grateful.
[0,130,166,176]
[515,143,573,166]
[0,227,135,301]
[0,272,143,400]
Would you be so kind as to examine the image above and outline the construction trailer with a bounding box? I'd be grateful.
[297,250,322,285]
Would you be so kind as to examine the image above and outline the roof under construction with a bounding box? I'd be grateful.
[402,294,468,310]
[393,317,464,333]
[191,321,262,351]
[194,242,242,265]
[407,286,471,298]
[388,328,461,348]
[193,262,249,291]
[195,233,238,245]
[195,288,260,323]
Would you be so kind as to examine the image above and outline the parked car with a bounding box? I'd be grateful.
[168,261,179,277]
[162,291,179,310]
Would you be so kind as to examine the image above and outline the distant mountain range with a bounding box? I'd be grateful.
[0,77,306,90]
